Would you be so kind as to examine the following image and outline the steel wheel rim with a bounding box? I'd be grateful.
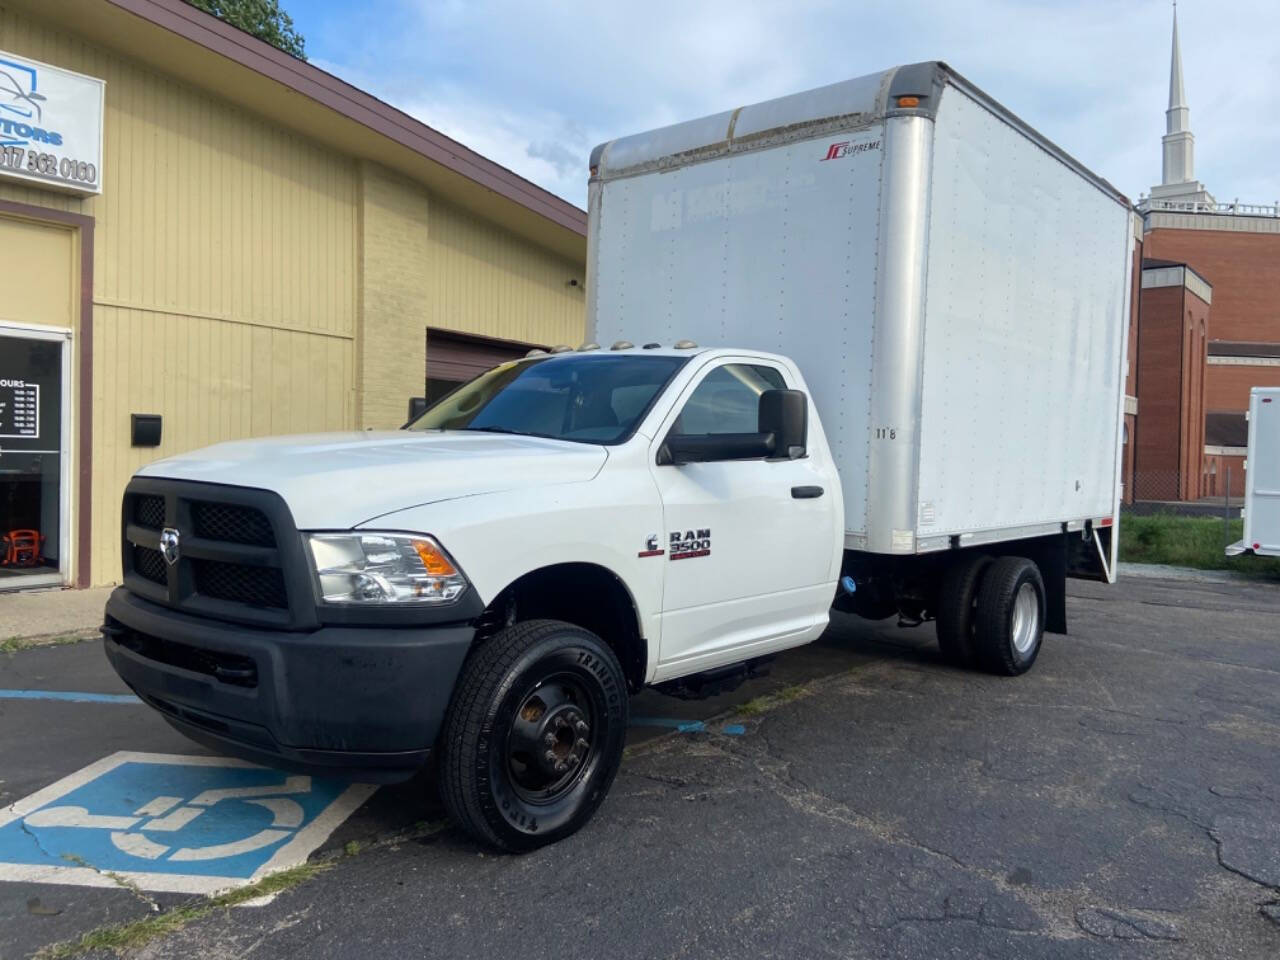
[505,672,597,804]
[1010,581,1040,654]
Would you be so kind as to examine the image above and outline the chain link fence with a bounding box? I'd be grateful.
[1126,466,1243,557]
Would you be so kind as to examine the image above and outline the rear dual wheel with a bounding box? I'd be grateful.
[936,554,1045,676]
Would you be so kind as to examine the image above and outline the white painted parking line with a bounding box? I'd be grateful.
[0,751,376,894]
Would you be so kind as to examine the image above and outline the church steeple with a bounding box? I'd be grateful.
[1148,2,1213,208]
[1168,5,1186,119]
[1162,4,1194,184]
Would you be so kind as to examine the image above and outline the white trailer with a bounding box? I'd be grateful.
[589,60,1135,636]
[1227,387,1280,557]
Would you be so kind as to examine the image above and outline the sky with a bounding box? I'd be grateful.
[288,0,1279,212]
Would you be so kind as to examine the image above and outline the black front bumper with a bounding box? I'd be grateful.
[104,587,474,782]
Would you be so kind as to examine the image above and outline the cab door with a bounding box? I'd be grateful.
[650,359,838,679]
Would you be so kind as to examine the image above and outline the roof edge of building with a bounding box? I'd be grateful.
[12,0,586,255]
[1140,259,1212,303]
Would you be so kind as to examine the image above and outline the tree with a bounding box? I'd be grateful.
[185,0,306,59]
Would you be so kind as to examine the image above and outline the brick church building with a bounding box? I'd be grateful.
[1130,9,1280,501]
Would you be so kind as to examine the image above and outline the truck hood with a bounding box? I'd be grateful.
[137,431,608,529]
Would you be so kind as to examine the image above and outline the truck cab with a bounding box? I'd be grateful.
[105,344,843,850]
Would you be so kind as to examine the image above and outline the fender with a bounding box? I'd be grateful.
[361,452,666,681]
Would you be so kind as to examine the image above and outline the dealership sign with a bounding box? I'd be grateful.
[0,49,104,195]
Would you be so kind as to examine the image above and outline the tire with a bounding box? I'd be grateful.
[935,554,992,666]
[439,619,628,852]
[974,556,1045,676]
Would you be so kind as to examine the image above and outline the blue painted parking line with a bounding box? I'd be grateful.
[0,689,142,704]
[2,693,750,739]
[0,752,376,894]
[630,716,745,736]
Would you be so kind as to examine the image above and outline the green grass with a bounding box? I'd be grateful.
[35,862,329,959]
[0,633,96,655]
[36,818,452,958]
[1119,513,1280,579]
[731,683,810,719]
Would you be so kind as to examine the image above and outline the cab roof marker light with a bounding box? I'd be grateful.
[642,342,661,349]
[525,348,548,357]
[549,344,573,353]
[610,340,635,351]
[673,339,698,349]
[578,342,601,351]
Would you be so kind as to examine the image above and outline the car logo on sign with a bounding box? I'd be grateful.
[160,527,180,566]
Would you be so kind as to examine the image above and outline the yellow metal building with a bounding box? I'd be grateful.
[0,0,587,591]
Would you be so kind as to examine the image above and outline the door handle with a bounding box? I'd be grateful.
[791,485,824,499]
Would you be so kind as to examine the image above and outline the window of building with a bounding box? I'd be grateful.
[0,332,66,589]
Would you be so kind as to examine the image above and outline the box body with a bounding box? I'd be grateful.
[589,63,1133,560]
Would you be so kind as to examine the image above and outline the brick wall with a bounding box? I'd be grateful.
[1122,412,1136,504]
[1203,452,1246,498]
[356,163,586,429]
[1126,238,1142,398]
[1134,282,1210,500]
[1135,285,1184,499]
[1145,228,1280,343]
[1206,364,1280,410]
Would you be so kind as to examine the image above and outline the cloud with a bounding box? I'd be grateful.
[303,0,1279,210]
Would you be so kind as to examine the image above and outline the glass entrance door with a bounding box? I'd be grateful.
[0,328,69,589]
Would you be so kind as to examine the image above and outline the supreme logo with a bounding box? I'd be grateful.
[820,138,881,161]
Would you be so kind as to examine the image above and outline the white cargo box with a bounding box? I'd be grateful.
[1227,387,1280,557]
[588,61,1133,569]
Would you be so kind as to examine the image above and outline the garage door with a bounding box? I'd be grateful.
[424,329,541,405]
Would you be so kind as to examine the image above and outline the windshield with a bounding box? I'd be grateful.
[406,353,687,444]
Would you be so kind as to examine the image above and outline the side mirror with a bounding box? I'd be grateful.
[405,397,428,424]
[759,389,807,459]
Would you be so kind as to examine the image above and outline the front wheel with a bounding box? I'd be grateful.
[974,556,1045,676]
[439,619,628,851]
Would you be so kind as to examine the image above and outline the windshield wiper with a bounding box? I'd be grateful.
[459,425,538,437]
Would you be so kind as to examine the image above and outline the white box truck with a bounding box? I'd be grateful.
[588,60,1133,648]
[1227,387,1280,557]
[104,62,1135,851]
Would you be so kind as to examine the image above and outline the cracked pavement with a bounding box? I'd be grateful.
[5,574,1280,958]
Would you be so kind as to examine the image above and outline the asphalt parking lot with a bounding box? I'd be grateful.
[3,574,1280,959]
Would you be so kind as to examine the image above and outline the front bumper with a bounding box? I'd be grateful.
[103,587,474,782]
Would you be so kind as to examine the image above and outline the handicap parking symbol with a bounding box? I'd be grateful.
[0,752,376,893]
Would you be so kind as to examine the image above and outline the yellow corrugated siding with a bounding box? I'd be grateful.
[421,190,585,346]
[1,8,585,586]
[358,163,585,428]
[89,306,354,581]
[0,215,76,328]
[0,6,360,335]
[2,6,361,584]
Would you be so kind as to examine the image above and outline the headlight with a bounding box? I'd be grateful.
[307,533,468,604]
